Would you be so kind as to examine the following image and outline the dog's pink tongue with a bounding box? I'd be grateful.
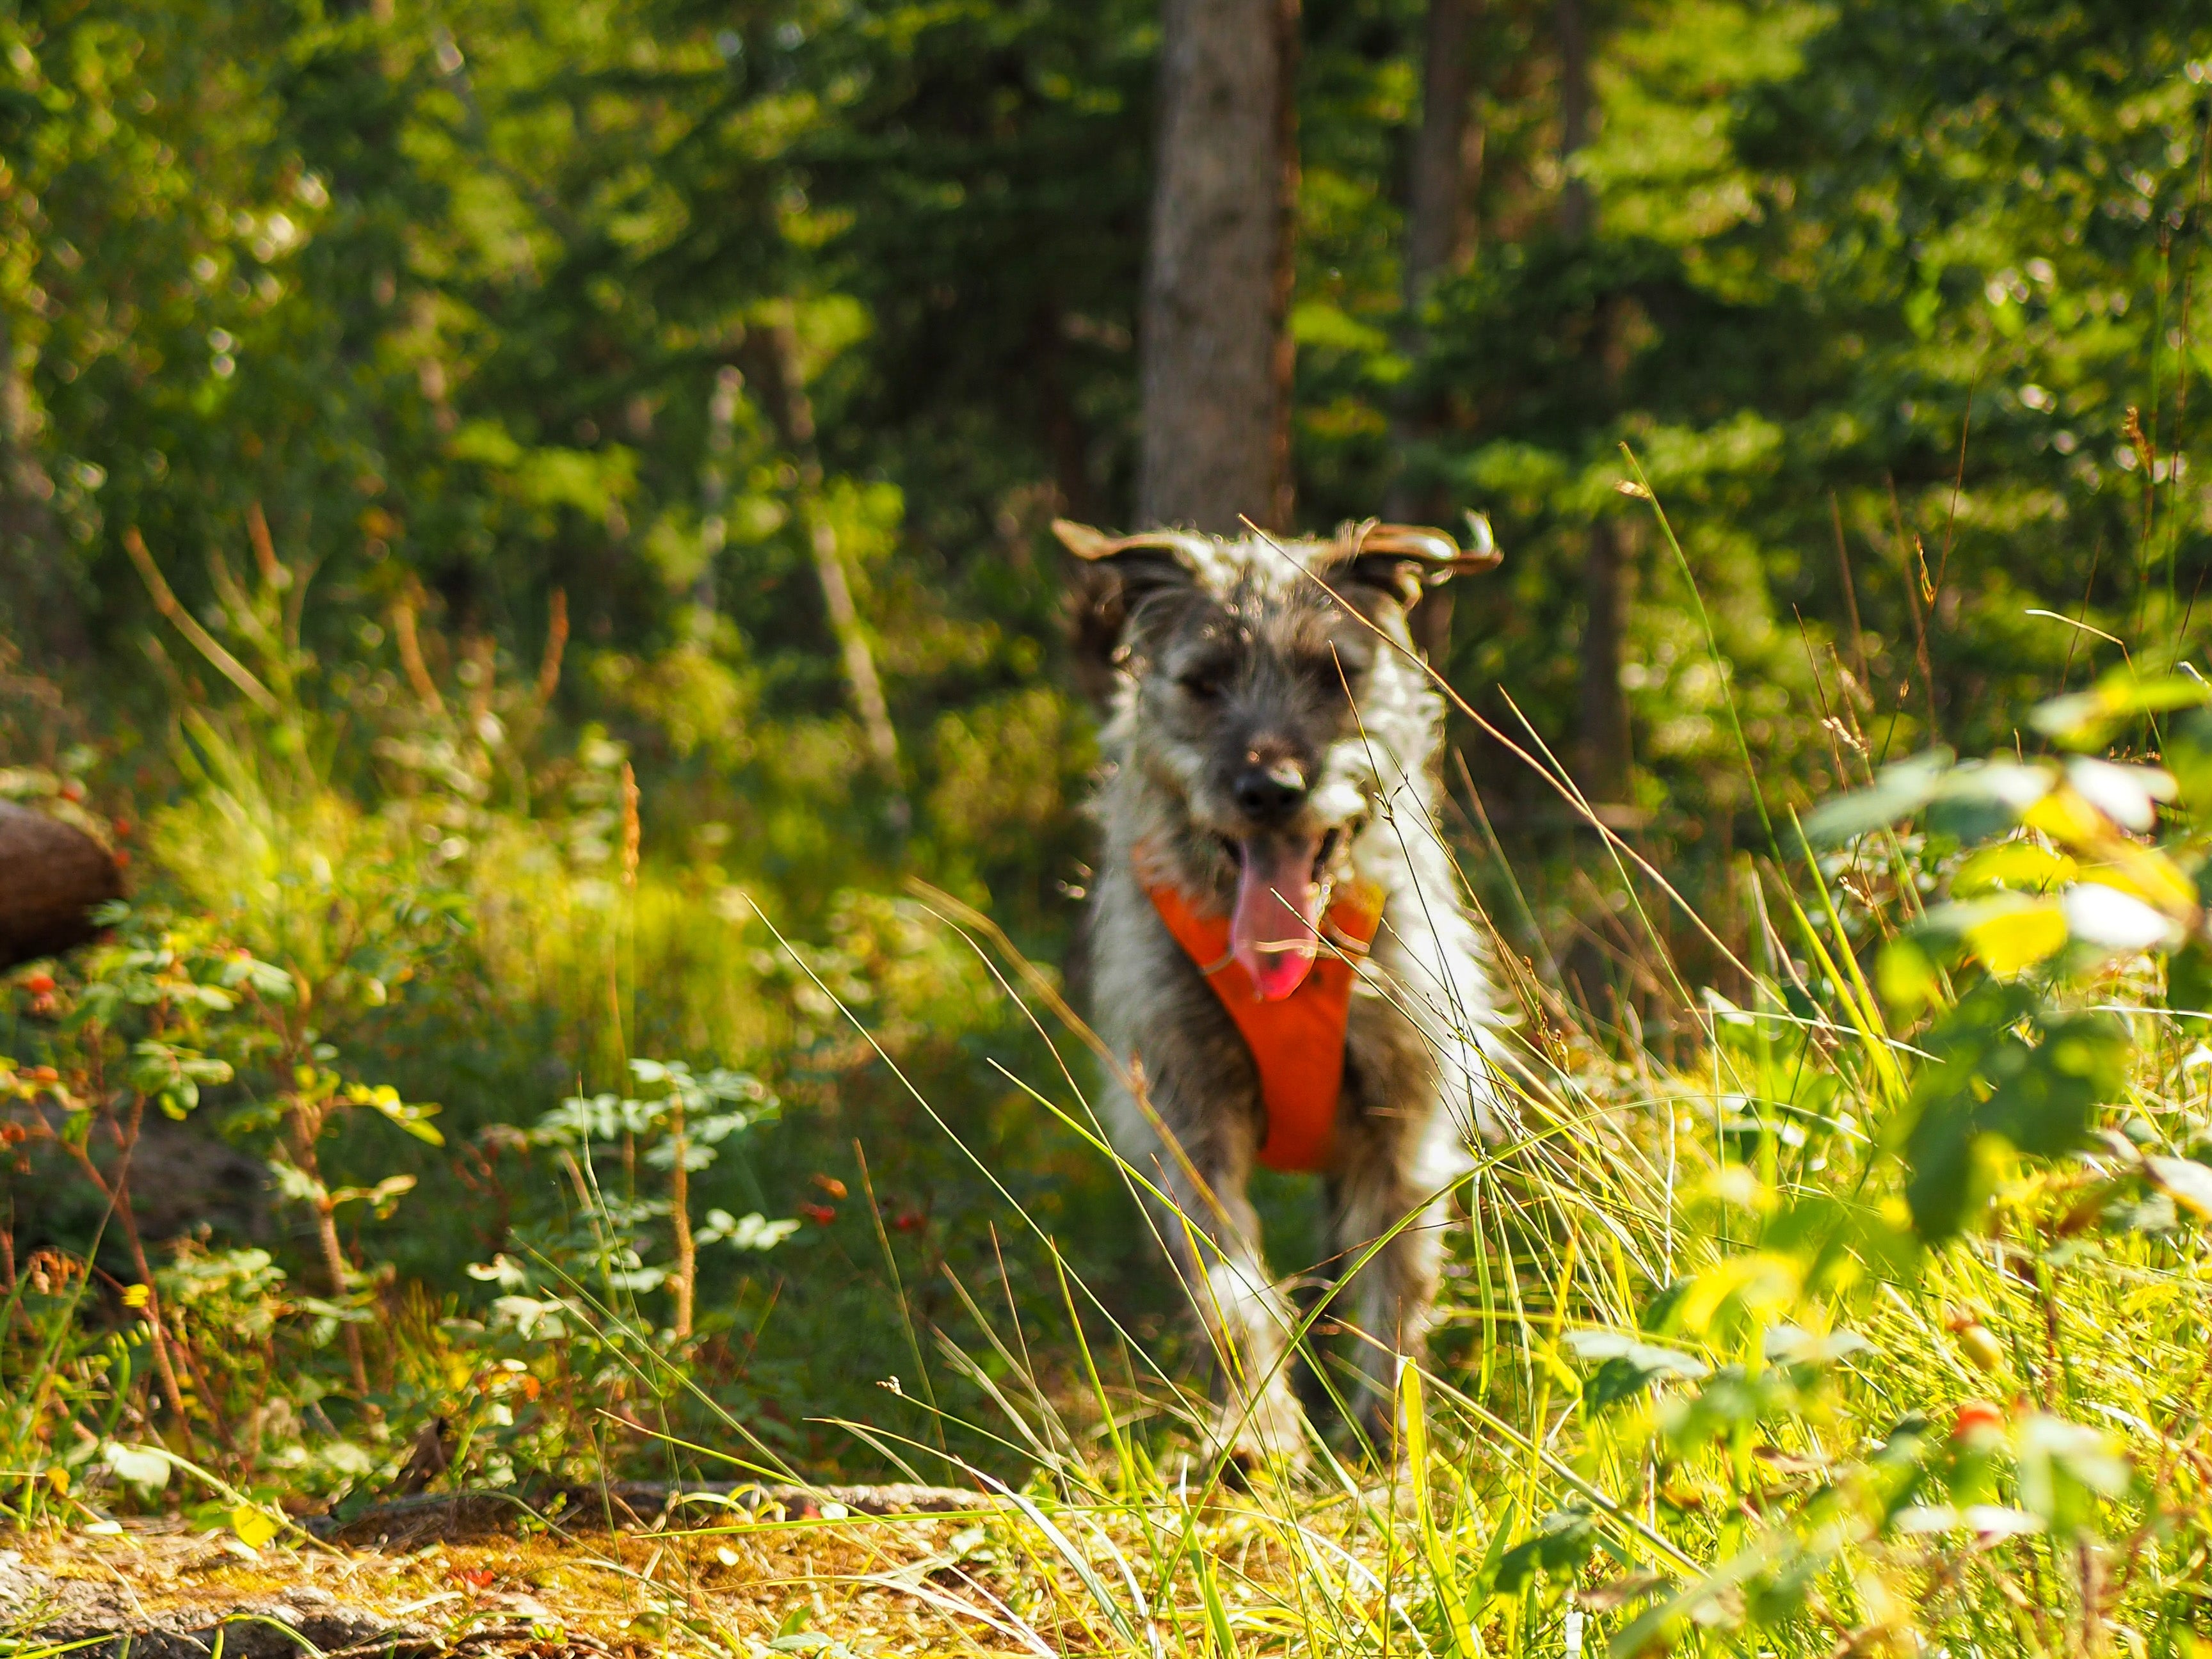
[1230,833,1325,1001]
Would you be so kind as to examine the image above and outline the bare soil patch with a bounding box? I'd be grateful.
[2,1486,1036,1659]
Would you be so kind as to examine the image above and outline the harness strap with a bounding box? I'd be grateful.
[1142,863,1384,1174]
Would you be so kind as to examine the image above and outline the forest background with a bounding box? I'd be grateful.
[1,0,2209,1512]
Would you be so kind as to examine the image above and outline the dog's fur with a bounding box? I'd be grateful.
[1060,518,1509,1467]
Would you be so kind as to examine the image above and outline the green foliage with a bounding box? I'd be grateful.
[1813,669,2212,1240]
[6,560,2212,1654]
[1902,985,2128,1239]
[534,1057,780,1178]
[6,0,2204,901]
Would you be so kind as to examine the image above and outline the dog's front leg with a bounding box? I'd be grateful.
[1132,1109,1311,1475]
[1328,1137,1448,1459]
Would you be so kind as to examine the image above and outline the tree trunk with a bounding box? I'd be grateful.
[1557,0,1631,799]
[1386,0,1484,521]
[0,803,122,970]
[753,322,908,830]
[0,309,86,669]
[692,364,743,640]
[1577,517,1633,801]
[1033,309,1099,524]
[1555,0,1594,243]
[1137,0,1301,535]
[1404,0,1480,305]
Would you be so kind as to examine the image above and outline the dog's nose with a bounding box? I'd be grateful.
[1233,762,1308,822]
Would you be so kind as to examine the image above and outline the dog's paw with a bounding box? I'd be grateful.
[1354,1402,1413,1473]
[1212,1391,1311,1484]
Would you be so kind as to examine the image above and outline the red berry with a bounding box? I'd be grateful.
[58,781,83,803]
[1952,1400,2007,1441]
[111,819,132,839]
[800,1203,837,1226]
[893,1212,925,1233]
[24,974,55,995]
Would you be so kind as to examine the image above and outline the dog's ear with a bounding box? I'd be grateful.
[1054,520,1201,709]
[1338,517,1501,661]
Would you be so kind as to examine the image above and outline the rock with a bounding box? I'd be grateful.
[0,801,123,969]
[0,1549,436,1659]
[4,1119,272,1254]
[309,1480,1003,1544]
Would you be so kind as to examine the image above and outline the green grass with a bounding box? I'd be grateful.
[4,561,2212,1658]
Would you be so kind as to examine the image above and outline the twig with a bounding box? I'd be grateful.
[121,529,280,716]
[1933,367,1978,599]
[246,500,282,588]
[389,593,445,717]
[1882,478,1941,740]
[1829,492,1870,687]
[534,589,568,709]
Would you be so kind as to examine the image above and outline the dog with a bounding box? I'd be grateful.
[1057,516,1511,1470]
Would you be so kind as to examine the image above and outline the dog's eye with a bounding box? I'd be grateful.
[1176,672,1222,702]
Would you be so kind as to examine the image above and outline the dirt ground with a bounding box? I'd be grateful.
[0,1486,1057,1659]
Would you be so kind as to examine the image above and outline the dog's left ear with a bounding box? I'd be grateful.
[1339,518,1502,661]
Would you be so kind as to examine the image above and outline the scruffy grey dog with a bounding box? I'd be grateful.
[1057,517,1511,1469]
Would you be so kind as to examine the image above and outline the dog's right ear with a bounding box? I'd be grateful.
[1054,520,1200,710]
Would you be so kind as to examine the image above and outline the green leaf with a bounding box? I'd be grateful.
[2167,945,2212,1018]
[1902,987,2128,1240]
[1925,761,2054,844]
[1763,1324,1873,1367]
[2164,709,2212,810]
[1954,840,2076,897]
[697,1210,801,1250]
[1493,1507,1596,1596]
[1564,1329,1709,1414]
[2032,670,2212,750]
[327,1173,419,1218]
[269,1160,327,1206]
[1801,747,1953,843]
[2016,1413,2130,1537]
[2062,883,2181,954]
[1876,937,1941,1013]
[2064,758,2175,832]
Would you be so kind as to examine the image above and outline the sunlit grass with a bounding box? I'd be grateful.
[6,511,2212,1659]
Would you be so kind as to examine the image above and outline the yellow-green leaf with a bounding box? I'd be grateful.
[1955,841,2076,896]
[1399,1357,1429,1491]
[1877,938,1941,1013]
[2145,1157,2212,1221]
[231,1505,280,1548]
[1962,902,2068,976]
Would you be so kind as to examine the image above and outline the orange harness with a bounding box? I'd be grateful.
[1143,870,1385,1174]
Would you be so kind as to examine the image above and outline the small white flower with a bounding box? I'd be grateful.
[2064,883,2180,951]
[1963,1505,2045,1539]
[1893,1504,1959,1535]
[2067,757,2176,832]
